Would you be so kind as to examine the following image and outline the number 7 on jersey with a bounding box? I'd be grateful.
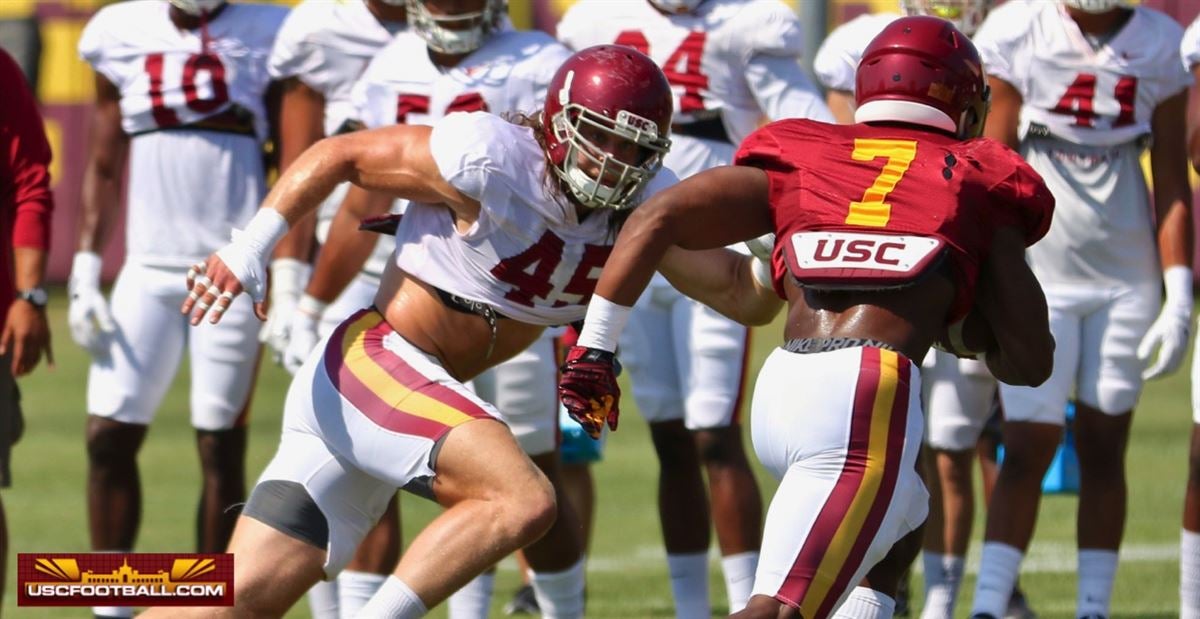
[845,138,918,228]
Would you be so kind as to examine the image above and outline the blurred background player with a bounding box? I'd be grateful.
[0,45,55,610]
[558,16,1056,618]
[265,0,407,615]
[814,3,1040,618]
[68,1,285,617]
[1180,15,1200,619]
[279,1,588,616]
[556,0,831,614]
[970,1,1194,617]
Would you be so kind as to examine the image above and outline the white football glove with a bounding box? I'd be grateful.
[1138,266,1193,381]
[260,258,311,363]
[67,252,116,355]
[282,294,327,374]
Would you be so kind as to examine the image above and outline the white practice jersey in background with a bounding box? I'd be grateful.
[557,0,830,178]
[350,27,570,278]
[975,0,1190,148]
[268,0,404,137]
[975,1,1190,287]
[1180,15,1200,71]
[401,112,678,326]
[79,1,286,267]
[812,12,900,94]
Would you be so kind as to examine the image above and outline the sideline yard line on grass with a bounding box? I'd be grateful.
[493,543,1181,575]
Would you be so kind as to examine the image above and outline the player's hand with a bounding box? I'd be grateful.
[260,258,311,361]
[184,242,270,326]
[282,308,321,375]
[67,252,115,355]
[558,345,620,439]
[1138,302,1191,380]
[2,299,52,377]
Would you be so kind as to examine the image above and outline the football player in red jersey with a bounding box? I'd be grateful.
[146,46,681,618]
[559,17,1056,618]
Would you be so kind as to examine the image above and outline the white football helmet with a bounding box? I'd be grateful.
[647,0,705,14]
[900,0,991,36]
[168,0,225,16]
[405,0,506,55]
[1060,0,1128,13]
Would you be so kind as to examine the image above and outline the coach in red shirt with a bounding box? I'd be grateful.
[0,44,55,606]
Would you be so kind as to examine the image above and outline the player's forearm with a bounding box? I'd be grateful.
[659,247,781,326]
[259,135,358,225]
[78,159,124,254]
[1155,197,1193,269]
[12,247,47,291]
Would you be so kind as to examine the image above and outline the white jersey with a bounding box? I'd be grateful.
[975,1,1191,148]
[400,112,678,326]
[350,28,570,278]
[79,1,286,267]
[268,0,404,137]
[1181,15,1200,71]
[353,27,568,129]
[975,2,1190,287]
[812,12,900,93]
[557,0,830,178]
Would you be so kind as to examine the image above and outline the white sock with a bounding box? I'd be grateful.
[1183,529,1200,619]
[338,570,388,619]
[357,575,427,619]
[93,550,133,619]
[667,552,710,619]
[970,542,1023,617]
[920,552,964,619]
[831,586,895,618]
[307,579,340,619]
[529,557,586,619]
[1076,548,1118,617]
[447,571,495,619]
[720,551,759,613]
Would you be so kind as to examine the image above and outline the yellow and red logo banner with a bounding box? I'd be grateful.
[17,553,234,607]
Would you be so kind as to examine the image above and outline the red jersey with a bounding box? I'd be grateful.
[0,49,53,329]
[734,119,1053,322]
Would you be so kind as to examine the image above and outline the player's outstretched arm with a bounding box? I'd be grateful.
[974,226,1054,387]
[659,246,782,327]
[183,124,473,326]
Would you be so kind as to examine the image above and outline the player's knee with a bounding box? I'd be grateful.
[692,426,747,466]
[85,420,143,467]
[195,427,247,478]
[505,476,557,547]
[649,421,699,468]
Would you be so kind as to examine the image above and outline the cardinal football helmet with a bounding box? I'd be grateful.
[855,16,989,139]
[543,45,673,211]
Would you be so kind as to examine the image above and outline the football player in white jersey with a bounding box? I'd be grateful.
[817,5,1044,619]
[556,1,831,614]
[1180,16,1200,619]
[286,1,586,616]
[68,1,285,618]
[970,2,1194,618]
[266,2,406,616]
[143,45,688,619]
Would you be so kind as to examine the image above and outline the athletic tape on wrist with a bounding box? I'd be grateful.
[750,257,773,290]
[70,252,103,290]
[1164,265,1193,308]
[296,293,329,319]
[575,295,632,353]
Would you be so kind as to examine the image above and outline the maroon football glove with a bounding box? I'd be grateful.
[558,345,620,439]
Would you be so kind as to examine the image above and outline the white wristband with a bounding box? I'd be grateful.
[233,208,289,264]
[575,295,632,353]
[70,252,103,290]
[1164,265,1193,308]
[296,293,329,319]
[750,257,773,290]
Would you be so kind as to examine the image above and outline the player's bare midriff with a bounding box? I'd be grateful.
[781,266,957,363]
[372,262,548,382]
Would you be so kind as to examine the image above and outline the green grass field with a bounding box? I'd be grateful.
[4,288,1192,617]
